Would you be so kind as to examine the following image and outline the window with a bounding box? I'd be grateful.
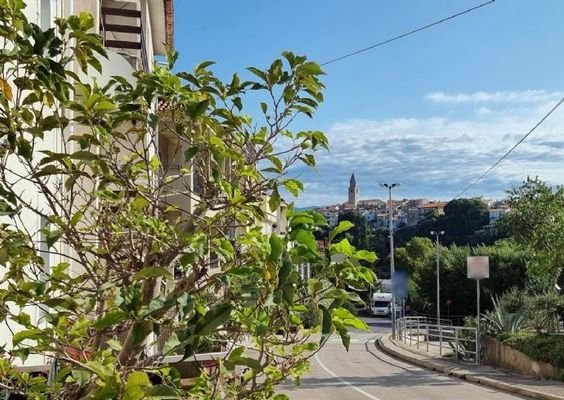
[40,0,52,30]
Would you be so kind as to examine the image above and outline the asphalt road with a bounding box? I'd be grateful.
[281,316,526,400]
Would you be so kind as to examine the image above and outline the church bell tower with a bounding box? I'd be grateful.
[348,173,359,207]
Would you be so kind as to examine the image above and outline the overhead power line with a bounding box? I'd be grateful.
[393,96,564,234]
[453,96,564,199]
[321,0,495,66]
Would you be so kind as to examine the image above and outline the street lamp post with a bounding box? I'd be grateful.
[430,230,444,354]
[380,182,400,339]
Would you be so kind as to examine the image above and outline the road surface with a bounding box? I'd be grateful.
[281,316,525,400]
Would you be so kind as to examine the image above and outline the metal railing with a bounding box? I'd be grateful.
[396,316,479,364]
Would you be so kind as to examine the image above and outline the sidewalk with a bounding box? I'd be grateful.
[376,334,564,400]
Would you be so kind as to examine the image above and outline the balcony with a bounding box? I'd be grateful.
[100,0,149,72]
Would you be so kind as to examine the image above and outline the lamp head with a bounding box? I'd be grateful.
[379,182,401,189]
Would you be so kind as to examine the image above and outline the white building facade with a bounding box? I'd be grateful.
[0,0,173,369]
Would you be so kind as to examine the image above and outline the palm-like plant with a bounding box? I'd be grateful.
[483,295,527,336]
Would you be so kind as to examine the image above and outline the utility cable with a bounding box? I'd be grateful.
[393,95,564,233]
[452,96,564,199]
[321,0,495,66]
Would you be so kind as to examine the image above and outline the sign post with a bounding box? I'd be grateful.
[467,256,489,364]
[392,270,408,340]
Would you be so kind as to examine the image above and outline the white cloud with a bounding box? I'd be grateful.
[426,90,562,105]
[294,92,564,207]
[475,107,492,117]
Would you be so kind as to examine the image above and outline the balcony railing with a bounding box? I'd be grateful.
[100,3,149,72]
[160,165,206,198]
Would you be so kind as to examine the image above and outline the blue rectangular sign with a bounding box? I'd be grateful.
[392,270,408,300]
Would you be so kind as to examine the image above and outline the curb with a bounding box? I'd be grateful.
[375,336,564,400]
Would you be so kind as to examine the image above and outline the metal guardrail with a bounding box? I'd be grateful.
[396,316,479,364]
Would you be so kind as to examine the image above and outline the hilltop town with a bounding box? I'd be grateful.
[312,173,511,230]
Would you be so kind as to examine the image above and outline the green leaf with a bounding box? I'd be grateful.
[145,385,181,399]
[132,195,150,210]
[338,328,351,351]
[235,357,262,371]
[133,267,172,281]
[70,211,83,227]
[282,179,304,197]
[13,329,44,346]
[71,369,91,387]
[106,339,122,351]
[329,220,354,242]
[278,252,292,285]
[92,311,128,330]
[149,155,161,171]
[45,228,63,249]
[333,307,368,330]
[188,99,209,118]
[290,214,315,227]
[0,247,8,265]
[125,371,150,400]
[269,234,283,262]
[321,307,332,337]
[291,229,317,254]
[17,137,32,160]
[94,100,115,111]
[184,146,198,162]
[330,238,354,257]
[281,283,295,305]
[194,303,232,336]
[127,371,150,388]
[355,249,377,263]
[70,150,98,161]
[300,61,324,75]
[195,60,216,71]
[163,332,181,355]
[132,322,148,346]
[247,66,267,81]
[269,185,281,212]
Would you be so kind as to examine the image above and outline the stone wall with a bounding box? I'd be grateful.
[483,337,564,380]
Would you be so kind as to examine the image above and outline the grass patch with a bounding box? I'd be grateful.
[501,331,564,369]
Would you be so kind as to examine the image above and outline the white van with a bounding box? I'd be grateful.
[371,292,392,317]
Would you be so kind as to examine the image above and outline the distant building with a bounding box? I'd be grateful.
[406,201,447,226]
[348,173,359,208]
[358,199,386,209]
[489,207,511,225]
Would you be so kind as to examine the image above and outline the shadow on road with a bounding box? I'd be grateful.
[283,372,463,392]
[364,317,392,331]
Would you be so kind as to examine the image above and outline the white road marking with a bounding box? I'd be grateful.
[314,352,383,400]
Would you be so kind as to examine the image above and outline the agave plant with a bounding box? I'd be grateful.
[483,295,527,337]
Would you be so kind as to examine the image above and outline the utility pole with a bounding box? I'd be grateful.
[430,230,444,354]
[380,182,400,339]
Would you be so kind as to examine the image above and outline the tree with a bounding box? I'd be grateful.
[500,177,564,286]
[336,210,368,249]
[0,4,375,399]
[400,239,527,316]
[443,198,489,245]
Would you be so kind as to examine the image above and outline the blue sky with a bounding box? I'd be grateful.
[174,1,564,206]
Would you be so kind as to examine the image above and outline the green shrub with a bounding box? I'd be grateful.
[524,291,564,333]
[499,287,526,313]
[502,332,564,369]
